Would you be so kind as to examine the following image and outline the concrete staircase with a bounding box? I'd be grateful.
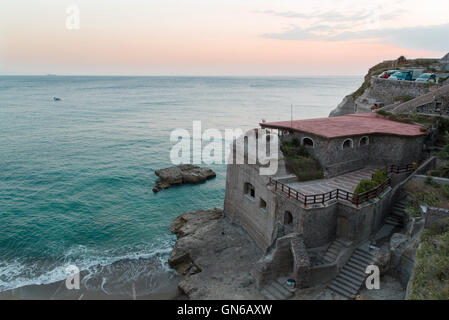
[385,198,406,228]
[323,239,345,263]
[261,279,294,300]
[327,248,375,299]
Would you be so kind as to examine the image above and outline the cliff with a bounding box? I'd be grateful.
[329,57,441,117]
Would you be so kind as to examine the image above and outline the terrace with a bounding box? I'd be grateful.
[270,164,416,207]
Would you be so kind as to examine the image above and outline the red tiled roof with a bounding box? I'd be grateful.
[260,113,426,138]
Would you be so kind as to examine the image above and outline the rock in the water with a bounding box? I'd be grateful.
[153,164,216,192]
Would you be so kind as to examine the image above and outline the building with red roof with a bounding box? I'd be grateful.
[260,113,427,177]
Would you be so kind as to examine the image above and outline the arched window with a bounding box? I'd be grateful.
[359,136,369,146]
[342,138,354,150]
[284,211,293,226]
[244,183,255,198]
[302,137,315,148]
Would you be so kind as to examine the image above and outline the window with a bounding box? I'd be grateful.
[342,138,353,149]
[259,198,267,210]
[244,183,255,198]
[284,211,293,226]
[302,137,315,148]
[359,136,369,146]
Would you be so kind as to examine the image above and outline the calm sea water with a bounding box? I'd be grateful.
[0,75,361,295]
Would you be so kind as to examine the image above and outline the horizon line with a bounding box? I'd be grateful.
[0,74,365,77]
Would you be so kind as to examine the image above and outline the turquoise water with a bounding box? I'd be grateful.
[0,75,361,294]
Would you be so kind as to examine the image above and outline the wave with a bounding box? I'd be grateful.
[0,238,175,293]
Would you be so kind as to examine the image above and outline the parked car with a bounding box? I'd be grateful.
[371,102,385,111]
[388,71,413,81]
[378,70,398,79]
[415,73,437,83]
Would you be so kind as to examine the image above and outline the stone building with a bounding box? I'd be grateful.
[223,113,427,296]
[260,113,426,177]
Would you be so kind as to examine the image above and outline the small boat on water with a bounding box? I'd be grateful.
[53,97,61,101]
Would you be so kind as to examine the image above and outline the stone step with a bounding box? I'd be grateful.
[344,264,366,277]
[354,249,374,260]
[340,271,366,285]
[339,272,365,287]
[328,247,340,255]
[348,258,367,269]
[346,261,366,271]
[323,256,335,263]
[270,279,293,299]
[385,219,401,227]
[325,253,337,261]
[328,282,356,299]
[262,283,285,300]
[355,248,372,256]
[353,251,373,261]
[351,255,372,266]
[333,277,361,292]
[334,239,346,247]
[261,288,277,300]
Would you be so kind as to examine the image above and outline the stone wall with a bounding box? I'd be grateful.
[336,189,392,243]
[330,76,431,116]
[282,132,424,178]
[361,77,430,106]
[224,163,277,251]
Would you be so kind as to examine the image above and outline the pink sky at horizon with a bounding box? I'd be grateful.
[1,0,447,76]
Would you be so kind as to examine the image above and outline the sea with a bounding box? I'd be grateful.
[0,75,361,297]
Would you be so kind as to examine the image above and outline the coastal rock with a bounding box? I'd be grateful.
[153,164,216,192]
[372,245,391,276]
[168,208,263,299]
[329,94,355,117]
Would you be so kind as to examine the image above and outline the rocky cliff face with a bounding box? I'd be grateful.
[329,57,440,117]
[168,209,263,299]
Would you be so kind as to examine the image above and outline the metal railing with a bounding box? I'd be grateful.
[269,163,416,207]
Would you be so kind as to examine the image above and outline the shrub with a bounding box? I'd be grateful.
[376,109,392,116]
[405,203,421,217]
[354,168,388,195]
[372,168,387,184]
[410,218,449,300]
[281,140,324,182]
[354,179,379,195]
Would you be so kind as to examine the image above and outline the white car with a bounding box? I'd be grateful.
[415,73,437,83]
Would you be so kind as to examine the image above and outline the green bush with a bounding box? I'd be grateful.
[281,140,324,182]
[372,168,387,184]
[410,218,449,300]
[354,169,388,195]
[354,179,379,195]
[376,109,392,116]
[405,203,421,217]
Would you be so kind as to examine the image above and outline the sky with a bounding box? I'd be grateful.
[0,0,448,76]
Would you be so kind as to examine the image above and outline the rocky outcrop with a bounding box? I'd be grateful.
[329,95,355,117]
[152,164,216,192]
[168,209,263,299]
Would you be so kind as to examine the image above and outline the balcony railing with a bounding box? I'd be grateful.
[269,163,416,207]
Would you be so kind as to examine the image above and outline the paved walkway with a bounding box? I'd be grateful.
[286,166,381,195]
